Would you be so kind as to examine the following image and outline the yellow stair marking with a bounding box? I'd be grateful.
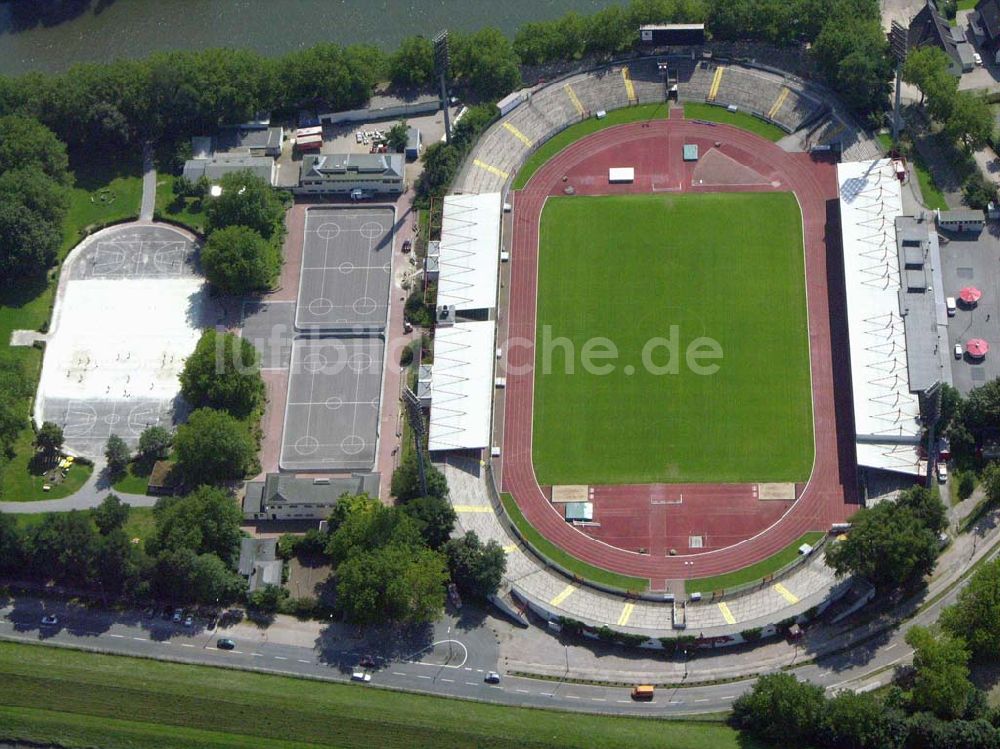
[564,84,585,116]
[473,159,509,179]
[621,66,637,104]
[452,505,493,513]
[773,583,800,604]
[707,66,725,102]
[768,87,790,119]
[550,584,577,607]
[821,121,847,145]
[503,121,533,147]
[616,602,636,627]
[718,601,736,625]
[502,544,518,553]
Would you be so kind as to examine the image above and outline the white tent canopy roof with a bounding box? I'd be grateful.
[428,320,497,452]
[436,192,502,313]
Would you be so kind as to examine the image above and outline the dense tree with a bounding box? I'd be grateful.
[149,485,243,566]
[825,499,939,590]
[327,492,380,532]
[326,503,422,564]
[903,46,956,108]
[35,421,64,456]
[942,558,1000,661]
[93,494,130,536]
[173,408,255,485]
[94,528,146,598]
[731,672,826,746]
[388,37,435,88]
[247,582,289,613]
[444,531,506,600]
[180,330,264,419]
[906,626,976,721]
[0,196,63,283]
[896,485,947,535]
[0,511,24,573]
[401,494,457,549]
[138,425,172,460]
[386,120,409,154]
[818,690,907,749]
[204,170,285,240]
[25,510,100,587]
[944,93,995,151]
[0,168,68,226]
[416,142,461,202]
[200,225,280,295]
[964,171,997,210]
[336,543,447,625]
[190,552,246,604]
[812,17,891,118]
[451,27,521,102]
[390,451,448,501]
[0,115,70,184]
[104,434,130,478]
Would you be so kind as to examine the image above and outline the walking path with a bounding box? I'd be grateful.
[139,142,156,221]
[0,459,155,513]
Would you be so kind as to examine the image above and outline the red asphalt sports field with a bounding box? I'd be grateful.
[499,111,858,589]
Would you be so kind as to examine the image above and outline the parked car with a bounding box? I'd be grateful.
[974,52,984,66]
[358,654,376,668]
[937,462,948,483]
[351,670,372,683]
[946,296,956,316]
[40,615,59,626]
[172,608,183,623]
[216,638,236,650]
[484,671,501,684]
[402,239,412,253]
[183,614,194,628]
[955,343,964,359]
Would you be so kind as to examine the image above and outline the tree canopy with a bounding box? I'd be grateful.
[200,225,280,295]
[138,425,172,460]
[731,672,826,746]
[204,170,285,240]
[148,485,243,566]
[390,451,449,501]
[35,421,64,455]
[104,434,130,478]
[93,494,130,536]
[906,626,976,721]
[444,531,506,600]
[941,558,1000,661]
[389,37,434,88]
[0,114,70,185]
[180,330,264,419]
[400,494,456,549]
[173,408,255,485]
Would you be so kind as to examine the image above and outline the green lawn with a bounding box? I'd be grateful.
[532,193,813,486]
[684,532,825,594]
[682,103,786,142]
[0,447,93,502]
[0,641,756,749]
[500,493,649,592]
[154,172,207,234]
[14,506,156,544]
[0,151,141,500]
[512,103,670,189]
[912,153,949,211]
[112,460,153,495]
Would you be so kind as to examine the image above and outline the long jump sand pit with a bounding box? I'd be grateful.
[36,225,206,456]
[279,337,385,471]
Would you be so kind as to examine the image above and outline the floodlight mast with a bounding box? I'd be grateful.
[889,22,909,145]
[434,30,452,144]
[402,386,428,496]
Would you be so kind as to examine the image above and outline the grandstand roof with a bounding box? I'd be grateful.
[437,193,502,313]
[428,320,497,452]
[837,159,922,475]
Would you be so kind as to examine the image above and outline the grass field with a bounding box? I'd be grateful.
[684,532,825,594]
[154,172,207,233]
[0,150,141,500]
[532,193,813,486]
[512,103,669,190]
[500,493,649,591]
[682,103,786,142]
[14,506,156,545]
[0,641,758,749]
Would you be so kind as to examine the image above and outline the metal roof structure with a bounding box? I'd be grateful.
[428,320,497,452]
[837,159,922,474]
[436,192,502,313]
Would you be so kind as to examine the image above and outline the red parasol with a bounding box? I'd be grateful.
[960,287,983,305]
[966,339,990,358]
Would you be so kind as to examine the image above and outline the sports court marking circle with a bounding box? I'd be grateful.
[341,434,366,455]
[103,413,122,426]
[302,352,328,374]
[338,261,355,274]
[308,297,334,316]
[353,297,377,315]
[293,436,320,456]
[347,352,373,372]
[359,222,384,240]
[325,396,343,410]
[315,222,342,240]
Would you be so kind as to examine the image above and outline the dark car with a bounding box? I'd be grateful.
[359,654,376,668]
[484,671,501,684]
[402,239,413,253]
[216,638,236,650]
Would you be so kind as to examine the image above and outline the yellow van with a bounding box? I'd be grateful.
[631,685,655,701]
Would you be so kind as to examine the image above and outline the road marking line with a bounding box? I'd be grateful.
[298,659,310,664]
[516,688,530,693]
[251,653,263,657]
[591,697,606,702]
[452,505,493,513]
[540,692,554,697]
[441,678,454,683]
[565,695,581,700]
[694,698,709,702]
[721,695,736,700]
[464,667,473,671]
[617,699,631,703]
[108,634,124,638]
[476,668,484,673]
[180,643,195,648]
[274,656,287,660]
[550,584,577,607]
[503,122,533,148]
[466,681,478,686]
[564,84,585,116]
[773,583,799,604]
[617,602,635,627]
[473,159,509,179]
[717,602,736,625]
[132,637,147,642]
[417,675,432,680]
[393,672,406,676]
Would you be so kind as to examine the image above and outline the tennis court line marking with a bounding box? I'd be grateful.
[473,159,509,179]
[452,505,493,513]
[617,602,635,627]
[550,584,577,607]
[717,602,736,625]
[564,84,585,116]
[503,122,533,148]
[773,583,799,604]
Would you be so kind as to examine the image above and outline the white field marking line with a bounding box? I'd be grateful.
[402,639,469,669]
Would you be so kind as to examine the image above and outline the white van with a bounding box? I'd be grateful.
[946,297,956,316]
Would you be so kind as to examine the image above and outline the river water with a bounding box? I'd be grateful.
[0,0,619,76]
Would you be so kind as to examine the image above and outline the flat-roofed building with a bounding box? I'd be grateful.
[294,153,405,195]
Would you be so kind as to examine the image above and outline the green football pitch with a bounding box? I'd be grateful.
[531,192,814,486]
